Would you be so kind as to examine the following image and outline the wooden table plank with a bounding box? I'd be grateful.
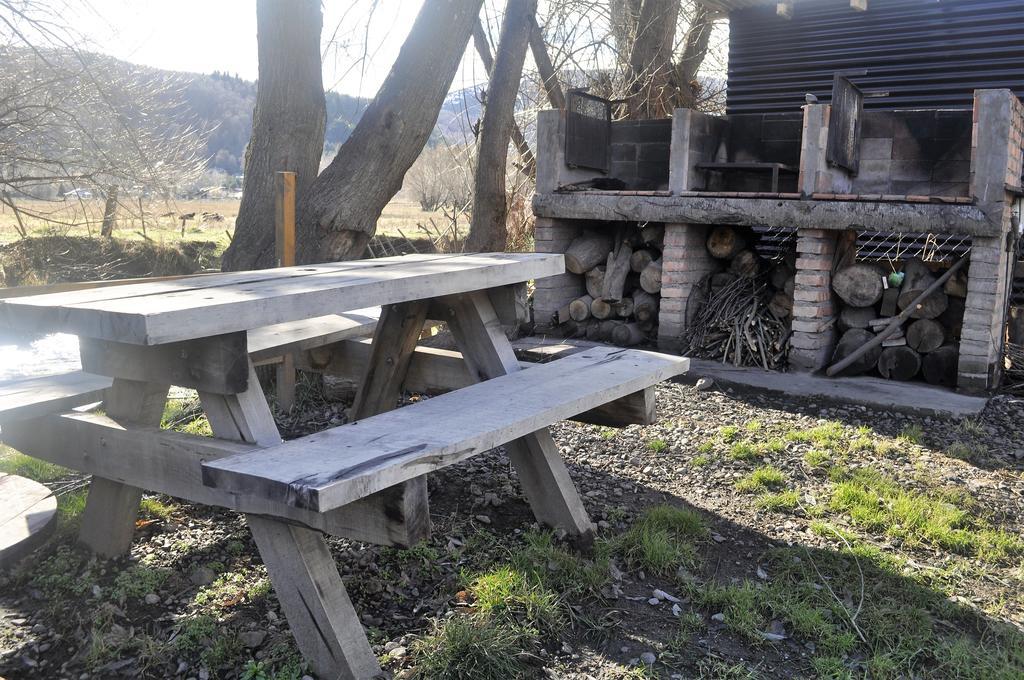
[0,253,564,345]
[202,346,688,512]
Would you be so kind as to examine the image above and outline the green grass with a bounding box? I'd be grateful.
[647,438,669,453]
[829,468,1023,561]
[759,437,786,454]
[946,441,983,461]
[727,441,758,461]
[803,448,834,469]
[691,454,711,467]
[899,424,924,444]
[756,490,800,512]
[139,496,177,520]
[508,530,609,599]
[614,505,704,575]
[719,425,741,442]
[469,566,561,634]
[697,440,715,454]
[0,447,70,481]
[111,564,170,601]
[410,616,531,680]
[785,421,846,448]
[735,465,786,493]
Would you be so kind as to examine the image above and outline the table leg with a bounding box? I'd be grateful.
[437,292,595,542]
[350,300,431,541]
[200,360,381,679]
[78,378,169,557]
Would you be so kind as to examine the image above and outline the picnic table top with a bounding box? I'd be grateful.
[0,252,563,345]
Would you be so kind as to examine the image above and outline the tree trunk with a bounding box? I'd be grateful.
[568,295,593,322]
[472,19,535,176]
[223,0,326,271]
[297,0,484,263]
[465,0,537,253]
[601,241,633,301]
[528,16,565,109]
[100,186,118,237]
[612,322,646,346]
[633,290,659,323]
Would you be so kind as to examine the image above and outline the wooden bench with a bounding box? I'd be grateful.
[202,346,685,512]
[0,309,381,425]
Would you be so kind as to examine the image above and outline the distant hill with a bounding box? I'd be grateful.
[179,71,369,175]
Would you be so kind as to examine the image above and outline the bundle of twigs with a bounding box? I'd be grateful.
[682,273,792,370]
[1004,343,1024,395]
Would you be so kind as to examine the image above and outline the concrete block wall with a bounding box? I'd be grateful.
[847,110,973,197]
[958,90,1024,390]
[657,224,718,352]
[669,109,728,193]
[788,229,838,371]
[532,217,584,330]
[609,120,672,189]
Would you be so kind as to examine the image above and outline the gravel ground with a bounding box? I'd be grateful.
[1,379,1022,679]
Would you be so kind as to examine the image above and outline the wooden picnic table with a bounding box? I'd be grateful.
[0,252,687,679]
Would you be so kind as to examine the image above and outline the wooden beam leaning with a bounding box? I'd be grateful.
[80,332,249,395]
[199,357,382,680]
[0,412,422,546]
[349,300,432,544]
[436,291,596,542]
[77,378,169,557]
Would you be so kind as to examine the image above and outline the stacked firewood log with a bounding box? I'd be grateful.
[559,223,663,345]
[830,257,966,384]
[682,226,795,369]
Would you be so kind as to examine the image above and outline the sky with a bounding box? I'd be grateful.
[74,0,488,97]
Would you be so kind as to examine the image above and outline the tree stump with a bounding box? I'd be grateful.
[922,344,959,387]
[565,233,612,274]
[706,225,746,259]
[630,249,655,273]
[833,264,883,307]
[590,297,614,320]
[639,258,662,294]
[611,322,646,346]
[568,295,593,322]
[831,328,883,376]
[877,346,922,380]
[906,319,945,354]
[633,291,659,323]
[898,257,948,320]
[585,265,605,299]
[838,306,876,331]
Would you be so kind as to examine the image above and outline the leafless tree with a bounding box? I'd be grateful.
[0,0,206,235]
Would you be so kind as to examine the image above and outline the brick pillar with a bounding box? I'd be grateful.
[533,217,585,330]
[788,228,837,371]
[658,223,718,352]
[958,90,1024,391]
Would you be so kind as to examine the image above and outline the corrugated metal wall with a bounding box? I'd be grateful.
[726,0,1024,114]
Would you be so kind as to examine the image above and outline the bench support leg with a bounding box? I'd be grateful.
[78,378,169,557]
[350,300,432,544]
[438,292,595,542]
[247,517,380,680]
[201,359,381,680]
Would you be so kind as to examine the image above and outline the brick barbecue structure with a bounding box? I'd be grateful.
[532,89,1024,392]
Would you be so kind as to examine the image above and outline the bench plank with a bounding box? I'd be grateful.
[0,371,111,424]
[202,346,687,512]
[248,309,379,362]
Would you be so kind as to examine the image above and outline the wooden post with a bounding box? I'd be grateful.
[275,171,296,268]
[275,171,297,412]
